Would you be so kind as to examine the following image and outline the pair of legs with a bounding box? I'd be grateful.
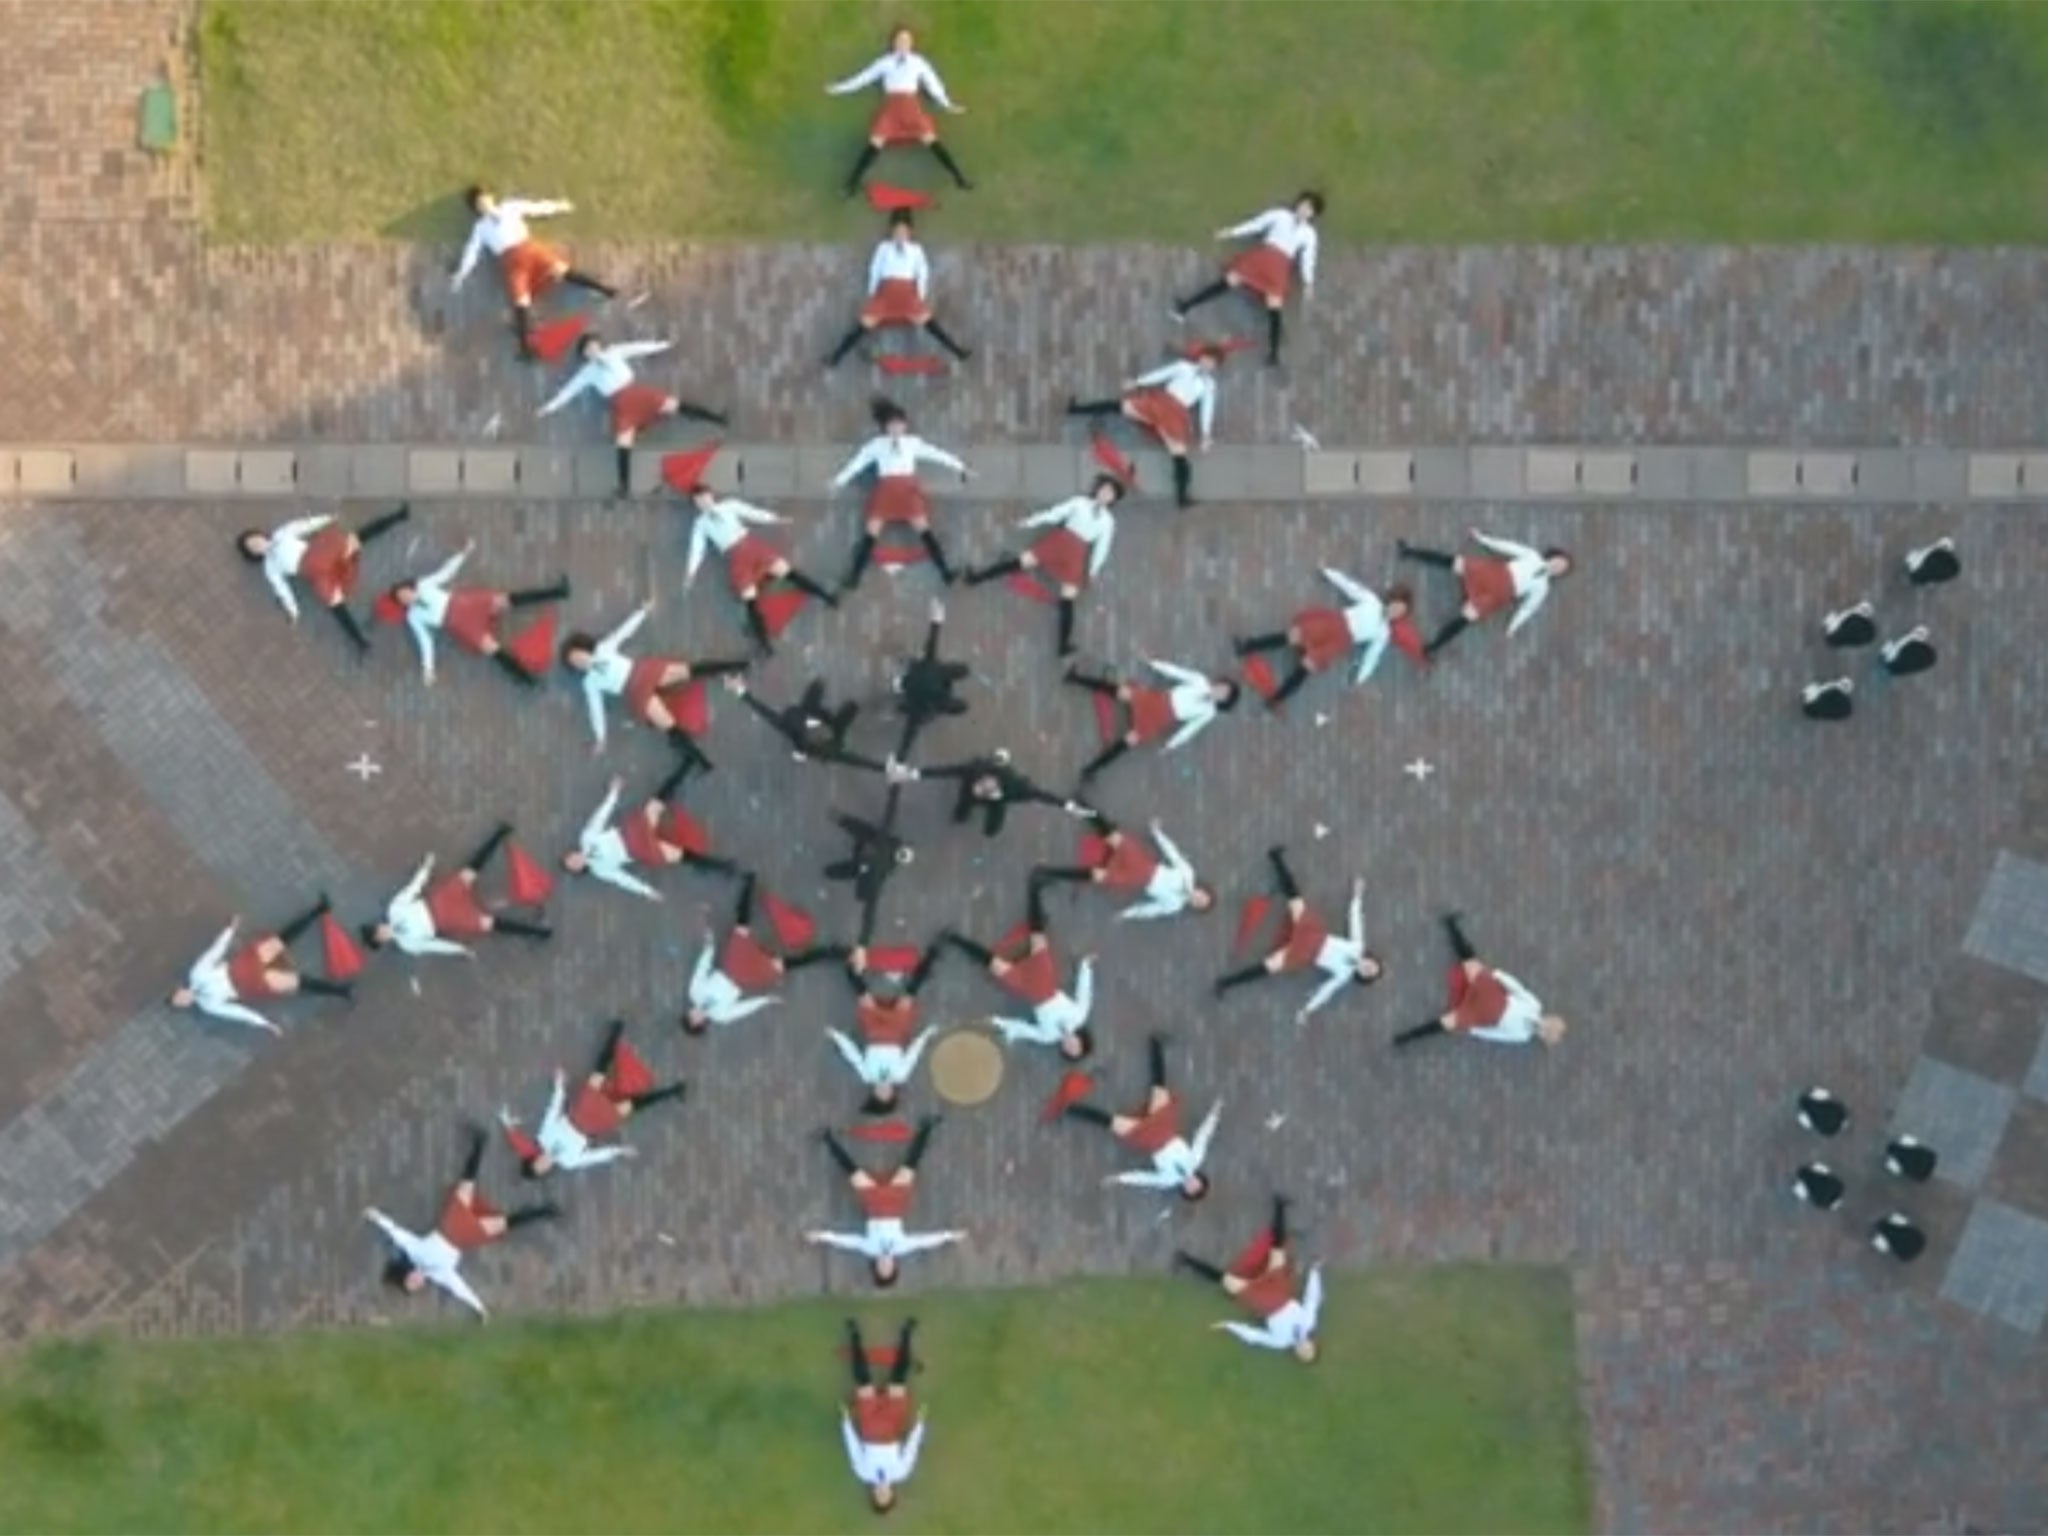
[845,133,970,195]
[942,882,1051,976]
[726,872,841,972]
[1174,273,1287,365]
[641,754,738,876]
[1233,627,1323,706]
[613,401,729,497]
[1030,816,1121,896]
[508,263,616,358]
[1063,1033,1171,1133]
[1214,847,1312,994]
[843,519,955,592]
[1064,397,1195,505]
[965,557,1081,656]
[478,579,572,685]
[845,1317,917,1391]
[1395,543,1484,654]
[463,824,554,942]
[895,616,971,756]
[453,1125,559,1230]
[821,1114,941,1187]
[257,895,353,998]
[1391,915,1481,1045]
[638,658,751,735]
[1176,1195,1291,1286]
[825,311,973,367]
[326,504,413,656]
[587,1018,686,1116]
[738,567,838,655]
[1063,668,1149,779]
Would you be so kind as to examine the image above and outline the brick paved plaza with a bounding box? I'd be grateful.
[4,4,2048,1532]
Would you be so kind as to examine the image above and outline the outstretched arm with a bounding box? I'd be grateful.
[396,854,436,906]
[1071,957,1096,1024]
[538,363,599,417]
[1088,517,1116,579]
[1147,658,1209,687]
[597,604,651,657]
[1299,969,1352,1021]
[592,860,664,903]
[831,439,882,488]
[420,546,470,591]
[1218,1318,1293,1351]
[913,440,968,476]
[1506,581,1551,637]
[581,781,623,847]
[808,1228,881,1257]
[825,55,888,94]
[195,920,238,974]
[450,218,489,287]
[893,1229,964,1256]
[915,57,955,110]
[1321,567,1371,605]
[1220,207,1284,240]
[1187,1101,1223,1170]
[1473,531,1541,563]
[611,340,672,362]
[405,606,438,681]
[262,554,302,622]
[1164,709,1217,752]
[1110,1167,1181,1190]
[200,997,283,1035]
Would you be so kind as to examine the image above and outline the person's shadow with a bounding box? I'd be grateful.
[384,189,474,346]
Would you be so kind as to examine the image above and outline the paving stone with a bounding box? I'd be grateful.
[296,445,356,498]
[407,449,462,496]
[1354,451,1413,496]
[1241,446,1303,500]
[1019,445,1085,502]
[1968,453,2024,499]
[1193,446,1258,501]
[969,446,1025,501]
[1924,957,2047,1085]
[1799,453,1857,497]
[1469,446,1523,498]
[1963,852,2048,984]
[72,445,181,497]
[1302,452,1358,496]
[514,447,576,498]
[732,444,797,500]
[1579,452,1637,496]
[1525,449,1579,496]
[628,450,661,498]
[238,450,297,496]
[1891,1056,2016,1191]
[1634,448,1692,500]
[792,443,848,497]
[571,446,621,499]
[1853,449,1913,502]
[461,448,519,495]
[2028,1016,2048,1103]
[183,449,236,495]
[1984,1097,2048,1221]
[1691,449,1747,501]
[1939,1198,2048,1334]
[1909,448,1969,502]
[1410,447,1469,498]
[352,445,409,499]
[1748,451,1801,497]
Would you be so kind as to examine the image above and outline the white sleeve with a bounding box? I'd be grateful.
[901,1416,927,1477]
[582,783,622,848]
[893,1229,963,1256]
[538,363,598,416]
[1130,361,1181,389]
[396,854,435,905]
[1195,379,1217,441]
[405,607,437,680]
[914,439,967,475]
[841,1414,870,1481]
[543,1072,569,1129]
[412,935,475,959]
[557,1141,634,1171]
[262,556,302,621]
[599,605,650,655]
[613,340,672,362]
[812,1229,881,1257]
[683,518,711,587]
[866,243,889,295]
[196,921,238,973]
[1347,886,1366,951]
[912,246,930,301]
[1152,827,1194,882]
[1088,516,1115,579]
[1112,1167,1181,1190]
[915,57,954,109]
[688,943,718,1001]
[277,515,333,540]
[365,1209,416,1253]
[1118,893,1176,923]
[1187,1102,1222,1170]
[1019,499,1070,528]
[1300,1265,1325,1331]
[1071,958,1095,1025]
[989,1014,1066,1047]
[715,994,780,1026]
[832,440,881,487]
[432,1266,488,1319]
[422,547,470,590]
[202,998,282,1034]
[826,56,888,94]
[451,218,488,287]
[1223,208,1284,240]
[1147,658,1207,686]
[593,861,663,902]
[1506,578,1550,636]
[1299,969,1352,1019]
[1352,627,1390,685]
[730,498,785,526]
[1474,532,1539,561]
[1321,567,1371,604]
[1164,706,1215,752]
[506,198,571,220]
[1221,1319,1291,1351]
[1299,226,1318,287]
[582,675,610,746]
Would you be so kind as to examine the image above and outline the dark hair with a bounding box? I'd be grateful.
[871,396,908,430]
[360,923,387,950]
[561,632,598,665]
[888,209,915,232]
[862,1089,897,1116]
[872,1261,901,1288]
[463,184,489,212]
[577,333,603,356]
[680,1012,710,1036]
[1195,343,1225,363]
[235,530,266,562]
[687,482,714,500]
[1295,190,1326,217]
[1069,1026,1095,1060]
[388,581,413,605]
[1215,680,1242,711]
[382,1256,417,1290]
[1181,1172,1211,1203]
[1543,547,1572,565]
[1091,474,1126,501]
[1383,581,1413,607]
[1358,950,1384,984]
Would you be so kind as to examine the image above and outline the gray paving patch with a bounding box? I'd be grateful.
[1962,852,2048,985]
[1940,1198,2048,1335]
[0,789,83,988]
[1890,1056,2016,1191]
[2026,1016,2048,1103]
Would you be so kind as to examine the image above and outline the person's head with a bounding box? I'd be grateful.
[519,1152,555,1179]
[576,333,605,362]
[1194,344,1224,373]
[872,397,909,437]
[1382,582,1413,622]
[167,986,197,1010]
[887,24,914,54]
[1059,1026,1095,1062]
[384,1256,425,1293]
[1211,679,1241,710]
[1187,883,1217,914]
[1293,190,1326,222]
[871,1253,900,1287]
[870,1480,898,1515]
[1543,548,1574,578]
[235,529,270,562]
[888,210,915,244]
[971,774,1001,800]
[562,849,590,875]
[1536,1015,1568,1046]
[1179,1170,1211,1202]
[388,580,419,609]
[688,483,717,510]
[1293,1335,1320,1365]
[560,632,598,672]
[799,718,835,751]
[681,1006,711,1035]
[1091,473,1127,505]
[464,184,495,216]
[1354,951,1385,985]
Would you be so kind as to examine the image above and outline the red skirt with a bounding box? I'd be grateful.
[1125,685,1177,745]
[443,588,504,655]
[608,384,670,439]
[624,656,688,727]
[1227,243,1294,304]
[663,806,708,857]
[500,239,566,306]
[871,91,935,145]
[726,533,785,596]
[1028,528,1091,590]
[226,939,286,1000]
[722,928,782,992]
[862,277,929,328]
[1447,964,1510,1030]
[568,1080,624,1138]
[1118,1096,1181,1155]
[438,1189,502,1251]
[1096,835,1158,890]
[618,807,670,870]
[1460,557,1517,620]
[1278,910,1328,971]
[998,945,1060,1007]
[866,474,929,526]
[300,525,361,607]
[426,875,490,940]
[1293,607,1352,671]
[1125,388,1192,449]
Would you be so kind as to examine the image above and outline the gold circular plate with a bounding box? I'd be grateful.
[929,1029,1004,1107]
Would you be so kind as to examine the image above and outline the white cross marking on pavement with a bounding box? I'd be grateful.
[346,753,382,782]
[1312,823,1330,841]
[1404,758,1435,782]
[1265,1113,1287,1131]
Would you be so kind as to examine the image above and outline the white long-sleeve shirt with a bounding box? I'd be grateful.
[1301,886,1369,1019]
[842,1412,928,1490]
[384,854,471,958]
[1463,970,1547,1044]
[988,957,1095,1048]
[827,50,954,108]
[503,1072,633,1173]
[833,433,967,487]
[812,1220,963,1263]
[688,941,779,1026]
[403,547,470,682]
[1223,206,1319,289]
[1320,567,1391,684]
[365,1209,486,1318]
[1472,533,1554,635]
[1221,1266,1325,1352]
[685,496,786,585]
[1119,827,1199,921]
[867,239,931,300]
[1111,1101,1223,1190]
[579,607,647,746]
[829,1026,937,1087]
[575,782,662,901]
[540,341,670,415]
[1127,360,1217,443]
[451,198,571,287]
[1021,495,1116,579]
[183,922,281,1034]
[259,515,334,621]
[1146,659,1224,750]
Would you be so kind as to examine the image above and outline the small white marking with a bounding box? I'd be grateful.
[404,535,422,562]
[481,412,503,440]
[1404,758,1435,782]
[626,292,650,310]
[1290,424,1321,452]
[1312,823,1330,841]
[1313,711,1330,728]
[408,977,421,997]
[655,1232,677,1247]
[1265,1113,1287,1131]
[345,753,383,782]
[1153,1208,1173,1224]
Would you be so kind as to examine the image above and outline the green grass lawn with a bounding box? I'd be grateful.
[199,0,2048,246]
[0,1267,1587,1535]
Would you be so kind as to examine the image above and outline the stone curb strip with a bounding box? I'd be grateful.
[1,443,2044,503]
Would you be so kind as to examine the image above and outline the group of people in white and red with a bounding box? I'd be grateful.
[186,22,1599,1518]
